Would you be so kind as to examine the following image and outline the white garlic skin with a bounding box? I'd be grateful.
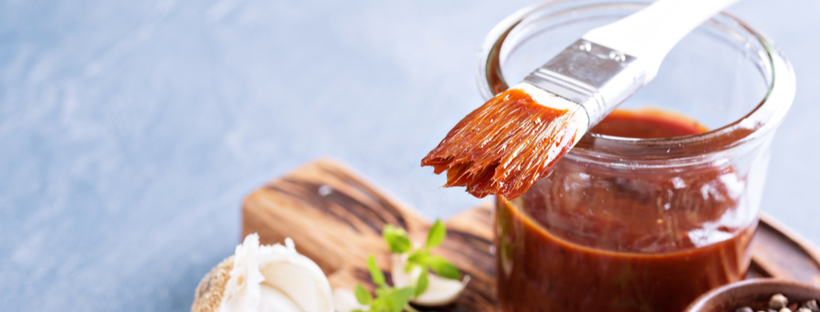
[220,234,334,312]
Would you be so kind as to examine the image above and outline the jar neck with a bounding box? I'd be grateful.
[477,1,795,167]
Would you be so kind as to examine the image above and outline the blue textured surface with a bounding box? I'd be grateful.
[1,0,818,311]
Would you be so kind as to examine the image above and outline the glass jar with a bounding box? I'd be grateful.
[478,1,796,312]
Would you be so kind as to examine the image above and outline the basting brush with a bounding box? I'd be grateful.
[422,0,740,199]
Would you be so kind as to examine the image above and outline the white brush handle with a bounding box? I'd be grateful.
[583,0,739,82]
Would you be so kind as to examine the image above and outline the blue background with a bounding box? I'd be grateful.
[1,0,818,311]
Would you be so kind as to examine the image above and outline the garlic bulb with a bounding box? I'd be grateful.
[191,234,334,312]
[390,254,469,307]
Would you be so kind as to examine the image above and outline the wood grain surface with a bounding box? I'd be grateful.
[242,158,820,311]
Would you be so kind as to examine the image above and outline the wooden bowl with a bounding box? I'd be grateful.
[685,279,820,312]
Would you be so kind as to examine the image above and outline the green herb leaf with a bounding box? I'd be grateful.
[354,284,372,305]
[367,254,386,286]
[390,287,416,312]
[375,287,391,298]
[407,250,427,268]
[426,219,446,248]
[428,256,460,279]
[383,225,412,254]
[415,270,429,297]
[382,296,399,312]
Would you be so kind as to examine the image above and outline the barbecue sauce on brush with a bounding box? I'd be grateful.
[421,89,578,199]
[495,109,754,312]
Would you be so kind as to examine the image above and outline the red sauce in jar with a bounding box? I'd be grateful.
[495,109,755,312]
[591,109,708,138]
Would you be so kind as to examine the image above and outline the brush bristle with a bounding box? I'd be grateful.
[421,87,586,199]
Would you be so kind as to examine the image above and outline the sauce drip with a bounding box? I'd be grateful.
[421,89,580,199]
[495,109,754,312]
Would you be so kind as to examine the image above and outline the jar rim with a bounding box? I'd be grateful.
[476,0,796,165]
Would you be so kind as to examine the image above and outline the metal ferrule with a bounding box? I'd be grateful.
[523,39,646,126]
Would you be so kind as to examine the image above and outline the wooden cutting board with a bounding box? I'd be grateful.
[242,158,820,311]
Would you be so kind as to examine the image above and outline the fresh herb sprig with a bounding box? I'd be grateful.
[353,254,418,312]
[383,220,460,296]
[353,220,461,311]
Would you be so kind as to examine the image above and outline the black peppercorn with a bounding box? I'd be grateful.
[770,294,789,309]
[804,300,820,312]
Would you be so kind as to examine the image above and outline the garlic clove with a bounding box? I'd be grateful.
[332,288,368,312]
[415,273,470,306]
[390,254,420,289]
[256,238,333,312]
[258,285,301,312]
[390,254,469,307]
